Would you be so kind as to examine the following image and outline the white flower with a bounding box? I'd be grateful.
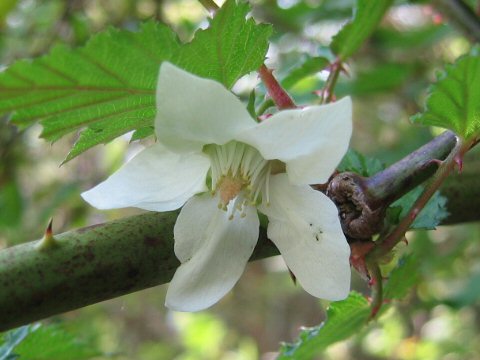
[82,62,353,312]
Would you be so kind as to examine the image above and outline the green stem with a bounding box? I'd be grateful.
[0,212,276,332]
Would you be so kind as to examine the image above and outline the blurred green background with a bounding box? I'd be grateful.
[1,0,480,359]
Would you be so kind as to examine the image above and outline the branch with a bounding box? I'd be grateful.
[0,212,277,332]
[365,131,457,206]
[373,137,470,258]
[327,131,458,239]
[1,132,479,332]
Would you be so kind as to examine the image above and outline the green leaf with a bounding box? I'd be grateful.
[384,255,420,300]
[331,0,393,60]
[173,0,272,89]
[338,149,384,177]
[278,292,370,359]
[1,324,100,360]
[1,21,178,161]
[1,0,272,162]
[0,325,34,360]
[14,325,100,360]
[411,47,480,140]
[282,57,330,89]
[387,187,449,230]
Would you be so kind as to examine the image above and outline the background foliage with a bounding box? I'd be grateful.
[1,0,480,359]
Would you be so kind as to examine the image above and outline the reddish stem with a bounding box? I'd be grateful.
[367,261,383,320]
[258,65,296,109]
[197,1,296,111]
[371,136,473,259]
[321,59,343,104]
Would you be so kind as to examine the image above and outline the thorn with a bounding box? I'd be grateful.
[46,218,53,235]
[410,208,419,221]
[36,218,59,251]
[454,154,463,173]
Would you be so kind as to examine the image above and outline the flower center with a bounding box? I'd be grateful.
[203,141,273,215]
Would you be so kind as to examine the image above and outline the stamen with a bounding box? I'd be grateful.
[216,146,227,173]
[265,163,271,205]
[225,141,237,170]
[231,143,245,177]
[204,141,277,218]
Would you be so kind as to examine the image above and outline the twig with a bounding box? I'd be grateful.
[367,261,383,320]
[372,136,474,258]
[327,131,459,240]
[321,59,343,104]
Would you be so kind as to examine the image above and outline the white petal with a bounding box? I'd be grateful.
[259,174,351,300]
[236,97,352,184]
[166,193,259,311]
[155,62,256,153]
[81,143,210,212]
